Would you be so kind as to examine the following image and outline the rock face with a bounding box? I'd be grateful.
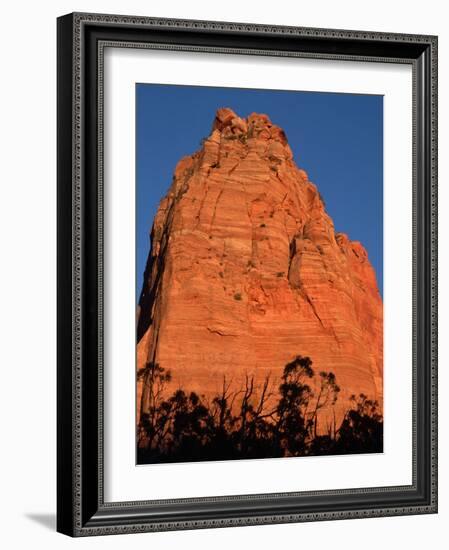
[137,108,383,430]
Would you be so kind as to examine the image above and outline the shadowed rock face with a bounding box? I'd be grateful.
[137,108,383,430]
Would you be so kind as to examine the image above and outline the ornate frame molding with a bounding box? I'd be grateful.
[57,12,438,537]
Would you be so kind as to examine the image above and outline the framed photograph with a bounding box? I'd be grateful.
[57,12,438,536]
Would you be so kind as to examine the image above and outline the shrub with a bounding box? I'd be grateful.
[137,357,383,464]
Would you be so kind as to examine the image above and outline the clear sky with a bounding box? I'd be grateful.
[136,84,383,300]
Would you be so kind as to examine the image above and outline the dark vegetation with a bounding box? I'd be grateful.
[137,356,383,464]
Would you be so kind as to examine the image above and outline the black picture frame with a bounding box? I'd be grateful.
[57,12,438,537]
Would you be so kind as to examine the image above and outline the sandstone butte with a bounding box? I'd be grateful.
[136,107,383,434]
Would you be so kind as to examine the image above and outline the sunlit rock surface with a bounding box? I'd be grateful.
[137,108,383,431]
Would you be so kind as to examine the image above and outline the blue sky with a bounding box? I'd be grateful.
[136,84,383,299]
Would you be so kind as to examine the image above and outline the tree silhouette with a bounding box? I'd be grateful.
[137,362,172,450]
[137,356,383,464]
[273,356,314,455]
[334,394,383,454]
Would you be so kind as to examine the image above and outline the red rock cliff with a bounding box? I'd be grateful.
[137,108,383,429]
